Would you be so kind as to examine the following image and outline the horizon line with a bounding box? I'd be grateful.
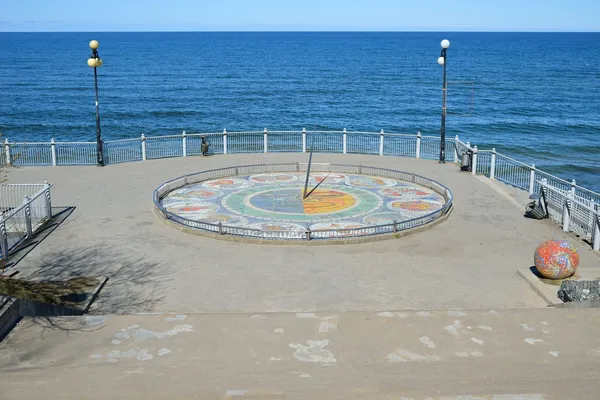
[1,29,599,33]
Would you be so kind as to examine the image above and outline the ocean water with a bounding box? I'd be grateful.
[0,32,598,191]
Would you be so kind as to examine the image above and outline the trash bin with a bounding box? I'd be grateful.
[201,137,210,156]
[460,151,471,171]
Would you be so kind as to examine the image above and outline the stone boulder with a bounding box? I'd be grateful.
[557,280,600,303]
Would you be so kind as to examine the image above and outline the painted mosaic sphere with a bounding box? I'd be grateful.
[534,240,579,279]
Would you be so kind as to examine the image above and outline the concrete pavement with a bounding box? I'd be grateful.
[1,309,600,399]
[4,153,599,313]
[3,153,600,399]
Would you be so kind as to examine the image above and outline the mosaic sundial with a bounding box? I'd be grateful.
[160,171,446,233]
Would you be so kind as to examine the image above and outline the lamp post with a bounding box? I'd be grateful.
[437,39,450,164]
[87,40,104,167]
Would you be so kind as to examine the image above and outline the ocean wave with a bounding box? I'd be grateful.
[538,163,600,176]
[34,86,89,92]
[106,110,206,118]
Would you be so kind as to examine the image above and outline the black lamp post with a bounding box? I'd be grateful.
[437,39,450,163]
[87,40,105,167]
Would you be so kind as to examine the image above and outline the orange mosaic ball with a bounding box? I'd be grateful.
[534,240,579,280]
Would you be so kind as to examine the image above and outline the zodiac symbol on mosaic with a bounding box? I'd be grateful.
[378,187,433,199]
[248,173,299,184]
[346,176,397,189]
[163,201,220,219]
[308,173,348,184]
[202,178,253,190]
[167,185,224,201]
[386,199,443,215]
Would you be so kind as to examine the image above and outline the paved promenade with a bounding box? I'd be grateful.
[4,153,599,313]
[2,309,600,399]
[3,153,600,398]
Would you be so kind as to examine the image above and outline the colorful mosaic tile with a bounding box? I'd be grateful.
[160,172,446,230]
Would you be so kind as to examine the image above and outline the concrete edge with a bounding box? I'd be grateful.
[0,276,109,341]
[0,298,22,342]
[153,205,453,246]
[516,269,556,307]
[553,298,600,308]
[84,277,109,313]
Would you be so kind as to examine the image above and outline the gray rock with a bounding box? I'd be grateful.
[557,280,600,303]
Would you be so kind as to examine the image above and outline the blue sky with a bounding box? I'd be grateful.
[1,0,599,32]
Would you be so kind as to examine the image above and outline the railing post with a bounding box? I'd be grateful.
[453,135,459,163]
[182,130,187,157]
[264,127,268,153]
[302,128,307,153]
[141,134,147,161]
[218,222,223,235]
[540,178,548,213]
[4,139,10,165]
[570,179,577,195]
[540,177,548,208]
[44,181,52,220]
[490,148,496,179]
[342,128,347,154]
[393,220,398,233]
[416,131,421,159]
[223,129,228,155]
[305,228,311,241]
[593,206,600,251]
[0,217,8,260]
[50,138,57,166]
[379,129,384,156]
[471,146,478,176]
[529,164,536,194]
[23,196,33,239]
[563,190,572,232]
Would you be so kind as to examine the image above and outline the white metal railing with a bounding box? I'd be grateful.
[0,182,53,260]
[477,148,600,251]
[3,130,455,166]
[538,179,600,251]
[3,129,599,250]
[0,183,49,215]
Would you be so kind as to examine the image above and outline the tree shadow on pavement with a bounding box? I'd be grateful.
[23,244,171,333]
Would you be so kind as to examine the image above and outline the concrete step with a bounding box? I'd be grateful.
[517,266,600,305]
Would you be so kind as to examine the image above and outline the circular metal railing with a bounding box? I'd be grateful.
[153,163,453,242]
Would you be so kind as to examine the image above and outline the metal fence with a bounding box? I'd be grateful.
[0,183,53,260]
[3,129,599,250]
[153,163,453,241]
[457,143,600,251]
[0,183,49,215]
[3,130,454,166]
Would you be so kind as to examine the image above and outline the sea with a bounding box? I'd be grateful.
[0,32,598,191]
